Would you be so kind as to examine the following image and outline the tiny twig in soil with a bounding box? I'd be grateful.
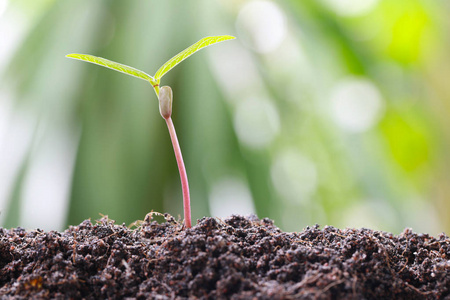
[397,248,409,274]
[404,282,433,295]
[322,279,345,293]
[352,275,357,296]
[330,231,347,238]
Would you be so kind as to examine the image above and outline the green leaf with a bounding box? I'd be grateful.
[154,35,236,81]
[66,53,156,83]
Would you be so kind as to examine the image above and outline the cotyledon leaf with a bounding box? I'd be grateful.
[153,35,236,81]
[66,53,156,83]
[66,35,235,97]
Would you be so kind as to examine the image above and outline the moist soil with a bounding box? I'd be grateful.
[0,214,449,299]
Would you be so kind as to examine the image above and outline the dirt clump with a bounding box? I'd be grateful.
[0,214,449,299]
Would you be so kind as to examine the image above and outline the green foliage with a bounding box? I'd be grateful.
[66,53,155,83]
[154,36,235,81]
[66,35,235,96]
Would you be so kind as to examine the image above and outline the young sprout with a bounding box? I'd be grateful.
[66,35,235,228]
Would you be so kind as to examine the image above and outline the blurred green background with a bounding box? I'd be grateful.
[1,0,449,235]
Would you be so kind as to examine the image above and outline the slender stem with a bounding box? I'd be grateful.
[165,117,191,228]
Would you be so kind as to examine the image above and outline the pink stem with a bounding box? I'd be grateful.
[165,117,191,228]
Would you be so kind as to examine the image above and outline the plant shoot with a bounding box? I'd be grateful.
[67,35,235,228]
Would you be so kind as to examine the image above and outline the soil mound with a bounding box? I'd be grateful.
[0,215,449,299]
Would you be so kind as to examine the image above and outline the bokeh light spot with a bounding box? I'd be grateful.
[271,149,318,204]
[209,177,255,218]
[330,77,384,133]
[236,0,287,53]
[234,96,280,149]
[380,110,431,173]
[0,0,8,17]
[322,0,379,17]
[208,43,260,102]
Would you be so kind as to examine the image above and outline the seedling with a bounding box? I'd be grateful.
[67,35,235,228]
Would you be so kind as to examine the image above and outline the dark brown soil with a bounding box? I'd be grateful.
[0,214,449,299]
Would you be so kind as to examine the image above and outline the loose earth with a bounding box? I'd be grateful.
[0,214,449,299]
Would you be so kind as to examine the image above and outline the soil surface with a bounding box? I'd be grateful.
[0,214,449,299]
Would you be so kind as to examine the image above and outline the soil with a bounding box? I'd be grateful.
[0,214,449,299]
